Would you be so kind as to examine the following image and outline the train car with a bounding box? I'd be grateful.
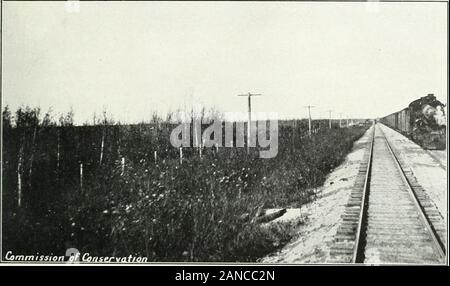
[380,94,446,150]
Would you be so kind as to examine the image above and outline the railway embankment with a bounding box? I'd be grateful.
[262,123,447,264]
[261,126,375,263]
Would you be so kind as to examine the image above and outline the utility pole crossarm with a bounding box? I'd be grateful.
[237,93,262,97]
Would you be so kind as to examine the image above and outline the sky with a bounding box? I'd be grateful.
[2,1,448,124]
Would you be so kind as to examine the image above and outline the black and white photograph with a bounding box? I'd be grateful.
[0,0,448,271]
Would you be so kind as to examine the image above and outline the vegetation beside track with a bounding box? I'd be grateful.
[2,106,369,262]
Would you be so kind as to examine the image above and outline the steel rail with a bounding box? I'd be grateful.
[352,125,375,263]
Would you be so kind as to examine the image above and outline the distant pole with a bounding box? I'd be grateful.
[304,105,315,137]
[179,147,183,164]
[17,157,22,208]
[292,119,297,150]
[328,110,333,129]
[237,92,262,152]
[57,132,60,171]
[100,130,105,165]
[80,163,83,191]
[121,157,125,176]
[339,113,343,128]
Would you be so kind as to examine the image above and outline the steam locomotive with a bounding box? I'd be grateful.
[379,94,447,150]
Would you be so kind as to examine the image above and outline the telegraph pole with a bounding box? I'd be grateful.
[292,119,297,151]
[328,110,333,129]
[304,105,315,137]
[238,92,262,152]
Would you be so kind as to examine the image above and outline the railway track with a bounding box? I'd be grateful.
[330,124,446,264]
